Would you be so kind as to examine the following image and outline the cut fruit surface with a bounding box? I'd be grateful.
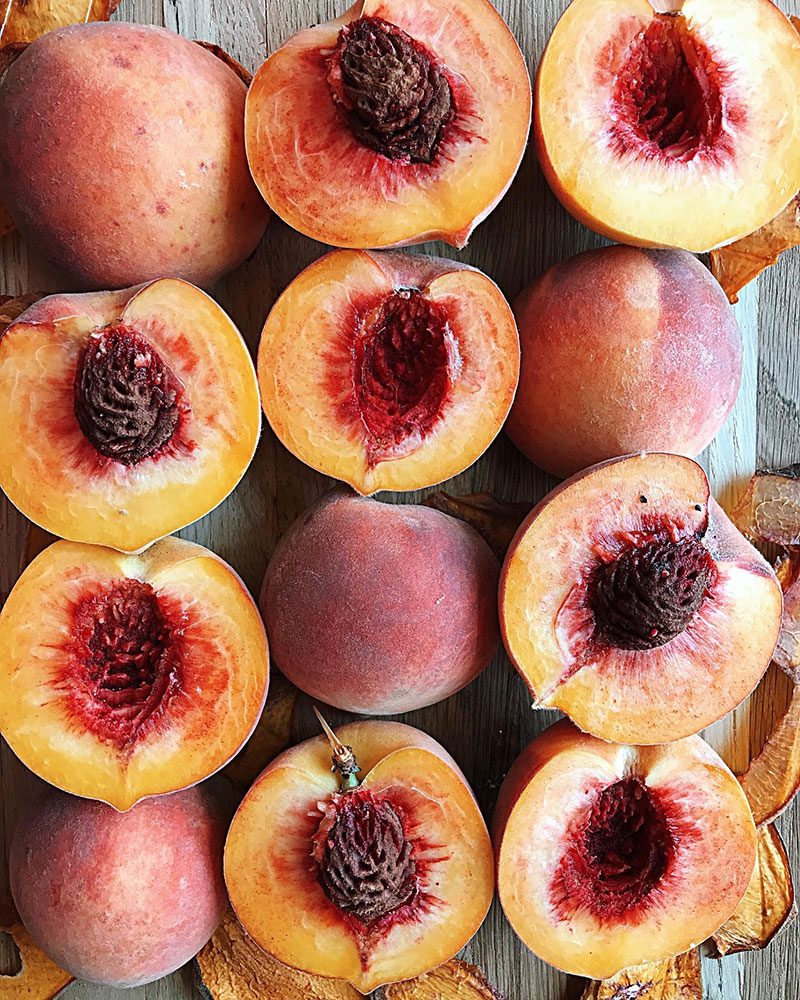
[245,0,530,248]
[0,536,268,810]
[258,250,519,493]
[535,0,800,251]
[224,720,494,994]
[493,719,757,979]
[500,453,782,744]
[0,279,260,552]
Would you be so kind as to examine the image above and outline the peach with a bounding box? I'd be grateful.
[500,453,782,744]
[261,490,499,714]
[258,250,519,493]
[0,536,268,810]
[506,245,742,478]
[245,0,530,248]
[535,0,800,251]
[0,22,268,290]
[225,719,494,994]
[0,278,260,552]
[10,785,228,988]
[493,719,757,979]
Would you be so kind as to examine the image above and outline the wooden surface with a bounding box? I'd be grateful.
[1,1,799,998]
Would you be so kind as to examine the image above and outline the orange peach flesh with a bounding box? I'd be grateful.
[500,454,782,744]
[0,537,269,811]
[258,250,519,494]
[245,0,530,249]
[493,720,757,979]
[224,721,494,994]
[0,279,261,553]
[536,0,800,251]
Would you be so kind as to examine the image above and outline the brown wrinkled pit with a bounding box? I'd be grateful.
[74,324,188,466]
[313,790,418,925]
[330,16,453,163]
[590,535,714,650]
[64,579,182,747]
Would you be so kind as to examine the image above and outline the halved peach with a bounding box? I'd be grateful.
[224,720,494,994]
[245,0,530,248]
[500,453,782,744]
[258,250,519,493]
[494,719,757,979]
[0,536,269,811]
[0,279,260,552]
[535,0,800,251]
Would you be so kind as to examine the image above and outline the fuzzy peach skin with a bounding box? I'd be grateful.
[258,250,520,494]
[535,0,800,251]
[500,453,783,745]
[245,0,530,248]
[0,22,268,290]
[225,720,494,994]
[0,279,260,552]
[493,719,757,979]
[10,785,228,988]
[506,246,742,478]
[261,490,500,714]
[0,536,269,811]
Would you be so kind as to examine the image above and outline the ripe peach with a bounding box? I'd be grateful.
[0,536,268,810]
[245,0,530,248]
[10,785,228,988]
[258,250,519,494]
[261,490,499,714]
[0,278,260,552]
[225,719,494,994]
[493,719,757,979]
[506,246,742,478]
[535,0,800,251]
[0,22,268,290]
[500,453,782,745]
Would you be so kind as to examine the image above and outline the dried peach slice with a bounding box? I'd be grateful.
[739,685,800,827]
[581,950,702,1000]
[0,0,119,48]
[0,536,269,810]
[730,465,800,549]
[422,492,530,559]
[0,912,74,1000]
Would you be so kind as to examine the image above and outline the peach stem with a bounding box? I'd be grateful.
[312,706,361,790]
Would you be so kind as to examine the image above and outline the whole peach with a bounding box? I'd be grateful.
[506,246,742,478]
[10,785,228,988]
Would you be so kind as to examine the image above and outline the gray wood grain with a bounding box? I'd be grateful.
[1,0,799,998]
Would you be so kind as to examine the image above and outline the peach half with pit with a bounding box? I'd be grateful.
[0,536,268,811]
[258,250,519,494]
[0,22,269,290]
[535,0,800,251]
[493,719,757,979]
[261,489,500,715]
[245,0,531,249]
[0,278,260,552]
[225,719,494,994]
[500,453,782,745]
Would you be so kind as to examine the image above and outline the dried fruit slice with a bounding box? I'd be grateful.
[375,961,505,999]
[245,0,530,248]
[259,250,519,494]
[0,536,269,810]
[581,951,702,1000]
[493,719,757,979]
[0,0,119,48]
[500,453,783,744]
[730,465,800,548]
[0,912,74,1000]
[0,279,260,552]
[225,719,494,994]
[536,0,800,251]
[422,492,530,559]
[739,686,800,827]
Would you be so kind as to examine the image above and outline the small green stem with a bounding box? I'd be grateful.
[313,705,361,790]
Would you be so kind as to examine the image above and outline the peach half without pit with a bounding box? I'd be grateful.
[0,278,260,552]
[500,453,782,745]
[225,718,494,994]
[0,22,269,290]
[0,536,268,811]
[261,489,500,715]
[258,250,519,493]
[493,719,757,979]
[536,0,800,251]
[506,245,743,478]
[245,0,530,249]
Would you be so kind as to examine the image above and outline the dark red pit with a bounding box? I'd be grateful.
[62,579,183,747]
